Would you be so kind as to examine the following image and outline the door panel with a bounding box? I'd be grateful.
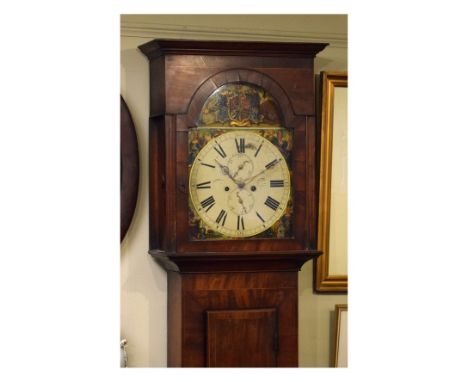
[206,308,277,367]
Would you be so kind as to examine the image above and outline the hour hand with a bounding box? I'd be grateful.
[214,159,237,183]
[233,160,250,178]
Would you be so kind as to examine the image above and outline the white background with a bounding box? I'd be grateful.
[1,0,468,381]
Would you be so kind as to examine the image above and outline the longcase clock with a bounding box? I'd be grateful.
[139,39,327,367]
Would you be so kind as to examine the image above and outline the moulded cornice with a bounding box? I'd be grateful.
[138,39,329,60]
[121,21,347,49]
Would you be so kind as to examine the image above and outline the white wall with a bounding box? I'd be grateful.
[120,14,347,367]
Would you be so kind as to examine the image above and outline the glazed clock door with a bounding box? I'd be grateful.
[181,82,301,251]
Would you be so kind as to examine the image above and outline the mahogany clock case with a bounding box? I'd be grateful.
[138,39,327,367]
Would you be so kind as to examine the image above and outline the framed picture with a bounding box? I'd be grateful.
[332,304,348,367]
[314,71,348,293]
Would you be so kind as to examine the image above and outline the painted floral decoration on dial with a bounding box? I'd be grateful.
[189,130,293,239]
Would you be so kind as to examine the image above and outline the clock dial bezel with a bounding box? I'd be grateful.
[189,130,291,239]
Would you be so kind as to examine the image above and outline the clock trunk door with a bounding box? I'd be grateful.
[206,308,277,367]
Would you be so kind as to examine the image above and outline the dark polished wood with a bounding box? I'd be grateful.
[168,271,299,367]
[139,39,327,367]
[139,39,328,60]
[150,249,321,273]
[206,308,277,367]
[149,55,316,117]
[120,96,139,241]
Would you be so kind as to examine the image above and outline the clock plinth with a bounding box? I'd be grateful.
[140,39,327,367]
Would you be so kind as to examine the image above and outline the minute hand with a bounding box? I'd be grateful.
[243,159,281,186]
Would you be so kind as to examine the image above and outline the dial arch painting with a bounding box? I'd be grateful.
[197,82,283,127]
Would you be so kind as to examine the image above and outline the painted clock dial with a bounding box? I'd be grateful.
[189,131,290,238]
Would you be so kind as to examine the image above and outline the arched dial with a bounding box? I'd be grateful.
[189,131,291,238]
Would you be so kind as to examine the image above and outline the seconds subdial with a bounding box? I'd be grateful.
[228,189,255,215]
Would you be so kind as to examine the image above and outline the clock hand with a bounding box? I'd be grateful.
[214,159,239,184]
[232,160,250,179]
[242,158,281,187]
[236,191,248,214]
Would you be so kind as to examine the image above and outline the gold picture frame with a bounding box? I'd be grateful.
[315,71,348,293]
[332,304,348,367]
